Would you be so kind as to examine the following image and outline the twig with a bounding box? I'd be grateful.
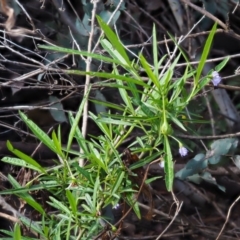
[0,212,19,223]
[177,131,240,140]
[125,29,237,48]
[180,0,228,30]
[0,195,38,236]
[131,0,167,32]
[156,191,183,240]
[79,0,98,167]
[15,0,36,31]
[123,10,149,39]
[80,0,124,166]
[216,195,240,240]
[232,1,239,14]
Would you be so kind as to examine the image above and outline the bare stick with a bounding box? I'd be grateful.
[216,195,240,240]
[177,131,240,140]
[79,0,99,167]
[180,0,228,30]
[156,191,183,240]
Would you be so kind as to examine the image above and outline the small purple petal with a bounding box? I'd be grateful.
[212,71,221,86]
[179,146,188,157]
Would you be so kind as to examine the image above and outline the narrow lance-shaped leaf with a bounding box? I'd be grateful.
[13,223,21,240]
[7,175,46,215]
[67,87,91,152]
[195,22,217,84]
[140,54,160,89]
[6,140,46,173]
[164,135,174,191]
[152,24,159,78]
[19,111,57,154]
[66,190,77,215]
[96,15,131,66]
[38,44,125,66]
[65,69,149,88]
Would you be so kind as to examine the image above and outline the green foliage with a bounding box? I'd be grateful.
[1,14,230,239]
[195,22,217,84]
[1,112,134,239]
[39,18,228,193]
[13,223,21,240]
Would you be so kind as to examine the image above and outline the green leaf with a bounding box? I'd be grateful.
[167,113,187,131]
[126,194,141,219]
[116,80,134,112]
[89,112,112,139]
[101,39,130,66]
[96,117,134,126]
[67,87,91,152]
[96,15,131,66]
[7,175,45,215]
[195,22,217,84]
[2,157,44,173]
[145,176,162,184]
[152,24,159,78]
[38,44,124,66]
[66,190,77,215]
[0,181,59,195]
[169,66,189,103]
[215,57,229,72]
[111,170,125,196]
[65,69,149,88]
[88,149,107,172]
[139,54,160,89]
[52,131,64,158]
[6,141,46,173]
[164,136,174,191]
[19,111,57,154]
[48,196,71,214]
[73,162,92,184]
[82,203,92,213]
[68,112,88,154]
[93,176,100,210]
[127,80,141,104]
[160,68,173,92]
[85,193,93,210]
[130,152,162,170]
[90,96,125,112]
[13,223,21,240]
[20,216,45,236]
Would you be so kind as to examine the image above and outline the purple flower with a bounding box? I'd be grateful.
[179,146,188,157]
[211,71,221,86]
